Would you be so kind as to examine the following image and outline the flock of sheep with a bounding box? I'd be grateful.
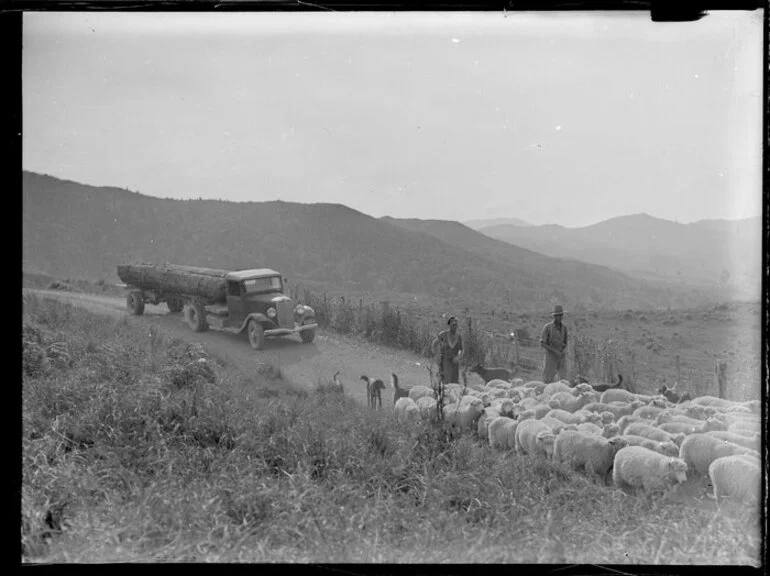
[391,373,762,506]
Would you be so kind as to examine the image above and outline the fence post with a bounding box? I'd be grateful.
[715,360,727,399]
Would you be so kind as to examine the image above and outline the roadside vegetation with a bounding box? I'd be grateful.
[22,294,760,563]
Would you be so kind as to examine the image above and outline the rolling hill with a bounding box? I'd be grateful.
[464,217,532,229]
[477,213,761,301]
[23,171,729,311]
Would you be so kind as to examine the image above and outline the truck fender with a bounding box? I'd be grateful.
[239,313,270,333]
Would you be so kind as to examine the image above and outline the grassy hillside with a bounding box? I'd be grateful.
[478,213,761,301]
[21,294,761,563]
[24,172,725,311]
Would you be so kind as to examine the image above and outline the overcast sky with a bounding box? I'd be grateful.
[23,11,763,228]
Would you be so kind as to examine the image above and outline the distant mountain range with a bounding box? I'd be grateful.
[464,217,532,229]
[474,213,761,301]
[23,171,741,311]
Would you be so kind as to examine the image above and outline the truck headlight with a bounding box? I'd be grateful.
[294,305,306,315]
[267,307,277,319]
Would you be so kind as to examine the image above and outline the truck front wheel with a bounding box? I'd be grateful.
[300,328,316,344]
[186,302,209,332]
[247,320,266,350]
[127,291,145,316]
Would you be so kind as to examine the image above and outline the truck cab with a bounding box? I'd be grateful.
[214,268,317,349]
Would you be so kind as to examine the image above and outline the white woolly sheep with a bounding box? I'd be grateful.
[600,388,637,404]
[613,446,688,491]
[714,411,761,428]
[553,430,629,482]
[545,409,579,425]
[606,400,645,420]
[599,411,616,426]
[530,404,552,420]
[602,423,620,439]
[658,419,724,436]
[708,455,761,506]
[678,433,760,476]
[576,422,603,435]
[616,415,644,435]
[456,398,485,432]
[408,385,434,402]
[655,411,726,430]
[477,411,500,441]
[619,434,679,457]
[727,420,761,438]
[624,422,686,447]
[540,416,577,435]
[515,419,555,458]
[705,430,760,452]
[490,398,515,418]
[549,391,594,414]
[394,397,420,423]
[485,378,513,390]
[519,396,540,410]
[415,395,437,419]
[542,381,573,399]
[511,378,525,386]
[632,405,666,421]
[683,404,719,421]
[689,395,740,409]
[488,416,517,450]
[574,410,603,425]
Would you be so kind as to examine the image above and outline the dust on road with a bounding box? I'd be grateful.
[24,289,439,407]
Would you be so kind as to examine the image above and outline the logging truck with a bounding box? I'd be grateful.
[117,263,317,350]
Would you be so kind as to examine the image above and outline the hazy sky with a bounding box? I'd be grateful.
[23,11,763,227]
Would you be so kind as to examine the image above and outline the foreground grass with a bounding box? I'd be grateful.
[21,294,761,564]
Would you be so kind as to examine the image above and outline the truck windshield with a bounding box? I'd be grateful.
[243,276,282,294]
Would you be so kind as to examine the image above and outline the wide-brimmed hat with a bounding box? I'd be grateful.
[551,304,565,316]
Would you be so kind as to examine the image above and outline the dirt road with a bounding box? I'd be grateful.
[25,289,440,407]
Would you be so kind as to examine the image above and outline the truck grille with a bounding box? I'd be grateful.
[276,300,294,329]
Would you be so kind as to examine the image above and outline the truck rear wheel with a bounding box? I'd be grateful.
[167,297,184,313]
[247,319,266,350]
[186,302,209,332]
[300,328,315,344]
[127,291,145,316]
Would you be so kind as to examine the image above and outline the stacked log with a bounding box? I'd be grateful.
[117,263,228,304]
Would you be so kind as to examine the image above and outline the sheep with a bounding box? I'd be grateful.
[548,391,594,414]
[361,375,386,410]
[394,397,420,423]
[485,378,513,390]
[470,363,516,383]
[689,395,739,409]
[624,422,686,447]
[523,380,548,396]
[633,405,666,421]
[658,419,724,436]
[576,422,603,435]
[530,403,552,420]
[599,411,616,426]
[542,380,574,399]
[727,420,760,438]
[708,456,761,506]
[546,409,581,426]
[618,434,679,457]
[553,430,629,483]
[683,404,719,421]
[391,373,409,405]
[488,416,517,450]
[612,446,688,491]
[477,410,500,441]
[602,423,620,439]
[600,388,637,404]
[654,411,708,427]
[456,397,485,431]
[511,378,525,386]
[415,395,437,419]
[515,419,556,458]
[705,430,760,452]
[490,398,515,418]
[408,385,434,402]
[713,411,761,428]
[677,433,760,476]
[483,387,508,402]
[540,416,577,435]
[616,415,645,435]
[587,400,643,421]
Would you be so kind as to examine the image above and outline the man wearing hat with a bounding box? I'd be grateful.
[540,304,568,383]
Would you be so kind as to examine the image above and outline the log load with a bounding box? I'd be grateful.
[117,263,229,304]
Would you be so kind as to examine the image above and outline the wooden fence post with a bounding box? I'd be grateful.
[715,360,727,399]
